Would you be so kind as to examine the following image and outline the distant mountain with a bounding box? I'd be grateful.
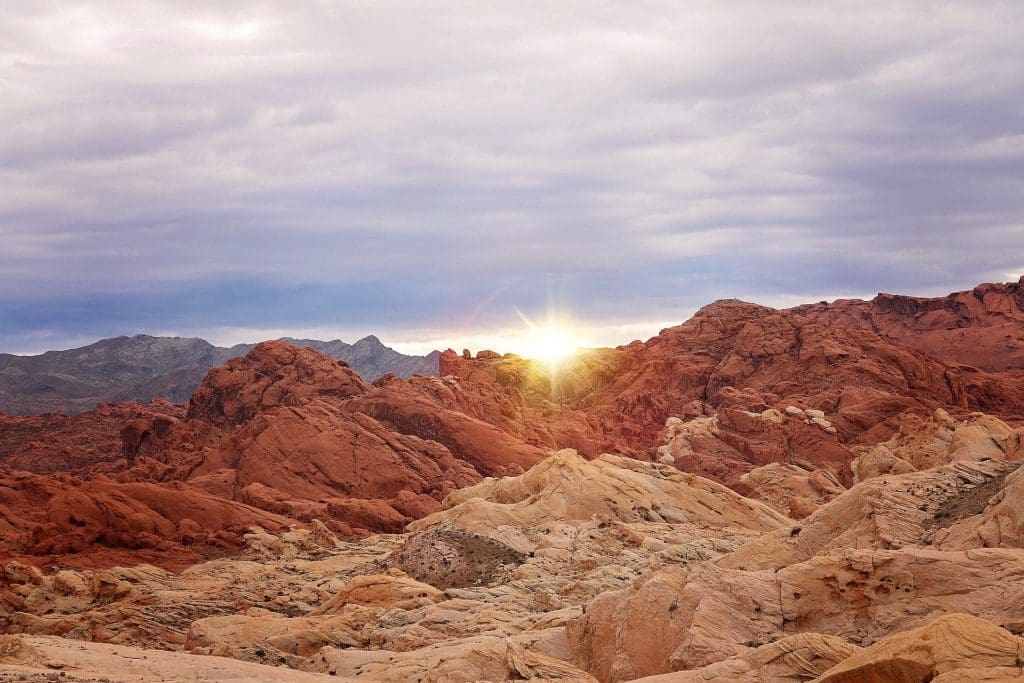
[0,334,439,415]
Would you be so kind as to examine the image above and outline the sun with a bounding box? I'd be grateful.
[515,311,586,365]
[519,324,580,364]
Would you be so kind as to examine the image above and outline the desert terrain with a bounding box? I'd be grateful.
[3,278,1024,681]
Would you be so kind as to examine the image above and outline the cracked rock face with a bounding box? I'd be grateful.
[570,546,1024,680]
[813,613,1024,682]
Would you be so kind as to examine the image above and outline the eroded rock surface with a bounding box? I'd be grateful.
[2,448,772,681]
[794,277,1024,372]
[569,547,1024,681]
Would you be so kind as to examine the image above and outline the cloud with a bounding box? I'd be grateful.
[1,1,1022,352]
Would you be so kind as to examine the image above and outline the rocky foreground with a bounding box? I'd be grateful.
[2,278,1024,681]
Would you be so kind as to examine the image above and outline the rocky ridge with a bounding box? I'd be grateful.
[792,276,1024,372]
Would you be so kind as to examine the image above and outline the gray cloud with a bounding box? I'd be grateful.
[1,1,1022,352]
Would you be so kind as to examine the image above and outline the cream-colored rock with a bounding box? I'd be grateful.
[740,463,845,518]
[186,608,366,657]
[306,628,595,682]
[2,538,404,650]
[815,613,1024,682]
[851,445,915,482]
[0,634,342,681]
[719,460,1017,571]
[810,416,838,434]
[568,547,1024,681]
[51,570,88,596]
[245,521,343,559]
[630,632,860,682]
[315,573,444,612]
[411,449,789,535]
[853,409,1024,481]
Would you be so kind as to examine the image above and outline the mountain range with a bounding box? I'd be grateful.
[0,334,439,415]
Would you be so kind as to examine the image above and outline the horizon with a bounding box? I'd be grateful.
[5,272,1021,357]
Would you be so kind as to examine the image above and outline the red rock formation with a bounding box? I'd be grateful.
[793,276,1024,372]
[186,341,370,426]
[960,369,1024,420]
[119,341,521,538]
[347,378,551,475]
[0,469,292,570]
[0,400,183,476]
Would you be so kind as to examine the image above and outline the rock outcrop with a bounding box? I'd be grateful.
[815,613,1024,682]
[656,406,853,492]
[851,407,1024,481]
[410,449,789,535]
[630,633,860,682]
[717,459,1021,571]
[568,547,1024,681]
[0,400,183,476]
[0,634,341,682]
[0,469,294,569]
[793,276,1024,372]
[118,341,535,541]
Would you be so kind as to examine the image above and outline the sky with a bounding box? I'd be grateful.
[2,1,1023,355]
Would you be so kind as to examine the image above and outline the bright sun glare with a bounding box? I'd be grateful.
[515,311,585,365]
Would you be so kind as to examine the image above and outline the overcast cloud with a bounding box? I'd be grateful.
[1,1,1022,353]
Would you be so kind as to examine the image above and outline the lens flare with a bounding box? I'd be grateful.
[515,310,585,365]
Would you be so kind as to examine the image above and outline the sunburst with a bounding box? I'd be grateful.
[515,310,586,365]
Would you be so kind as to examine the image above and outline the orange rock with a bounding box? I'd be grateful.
[0,469,292,570]
[816,613,1024,682]
[794,276,1024,372]
[0,400,183,476]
